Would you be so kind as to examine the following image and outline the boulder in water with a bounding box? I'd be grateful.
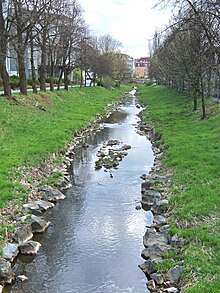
[31,215,50,233]
[2,243,19,262]
[0,258,14,284]
[18,240,41,255]
[13,224,33,244]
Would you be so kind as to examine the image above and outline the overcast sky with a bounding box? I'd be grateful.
[80,0,172,58]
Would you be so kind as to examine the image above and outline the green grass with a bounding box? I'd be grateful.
[0,86,129,207]
[138,85,220,292]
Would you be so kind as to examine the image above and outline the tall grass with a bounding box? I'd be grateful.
[139,85,220,292]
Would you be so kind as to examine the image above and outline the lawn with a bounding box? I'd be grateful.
[0,86,130,207]
[138,85,220,292]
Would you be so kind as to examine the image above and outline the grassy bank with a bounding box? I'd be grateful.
[0,86,130,208]
[138,85,220,292]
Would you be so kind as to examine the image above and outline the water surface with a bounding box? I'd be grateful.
[11,90,154,293]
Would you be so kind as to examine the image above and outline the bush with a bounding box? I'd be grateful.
[44,77,64,85]
[144,80,154,86]
[98,76,114,89]
[45,77,51,84]
[27,78,40,86]
[53,78,59,85]
[10,75,19,80]
[10,75,20,89]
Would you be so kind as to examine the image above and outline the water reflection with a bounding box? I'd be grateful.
[9,91,154,293]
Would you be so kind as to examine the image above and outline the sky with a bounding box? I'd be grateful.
[79,0,173,59]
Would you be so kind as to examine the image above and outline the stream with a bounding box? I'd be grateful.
[10,90,154,293]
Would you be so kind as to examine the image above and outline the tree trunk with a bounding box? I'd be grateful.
[0,49,12,98]
[93,74,96,86]
[64,65,68,90]
[17,47,27,95]
[217,77,220,103]
[207,67,212,98]
[49,55,54,91]
[84,70,87,87]
[199,73,206,119]
[193,95,197,111]
[201,91,206,119]
[14,1,27,95]
[40,28,47,91]
[57,67,63,90]
[49,75,54,91]
[0,63,12,98]
[0,1,12,99]
[30,32,37,93]
[80,69,83,88]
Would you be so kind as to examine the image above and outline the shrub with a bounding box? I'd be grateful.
[27,78,40,86]
[98,76,114,89]
[144,80,154,86]
[10,75,20,89]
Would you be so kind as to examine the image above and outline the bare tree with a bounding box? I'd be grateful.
[151,0,219,118]
[35,0,62,91]
[47,16,62,91]
[75,36,94,86]
[10,0,29,95]
[111,53,132,88]
[98,34,122,55]
[9,0,51,95]
[0,0,13,99]
[93,34,123,85]
[55,0,85,90]
[0,0,128,97]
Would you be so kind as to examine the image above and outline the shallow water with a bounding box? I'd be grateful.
[10,90,154,293]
